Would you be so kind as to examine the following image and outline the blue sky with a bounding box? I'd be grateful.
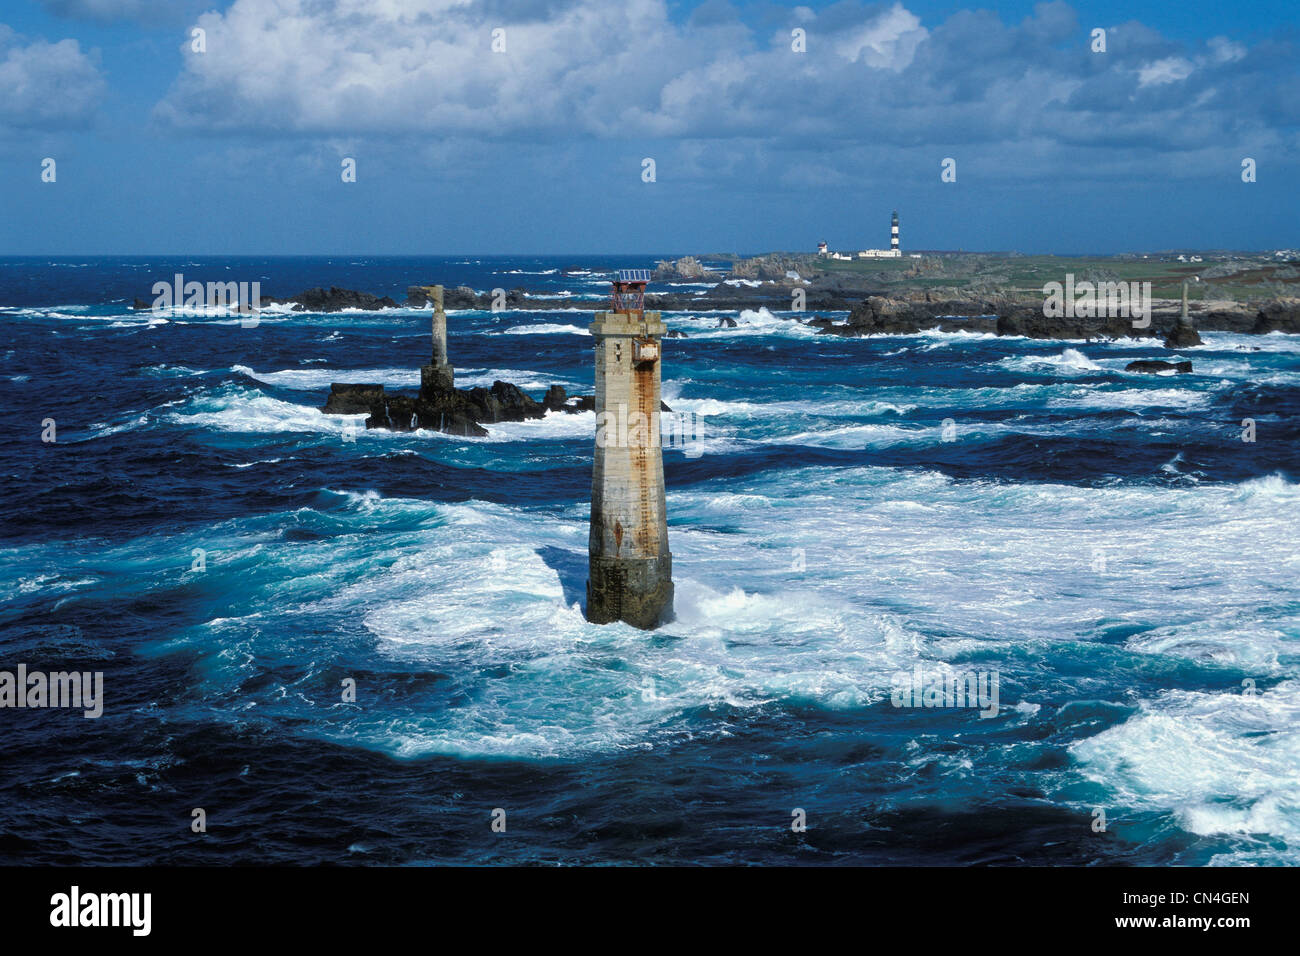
[0,0,1296,255]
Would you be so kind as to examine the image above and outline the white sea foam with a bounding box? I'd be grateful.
[497,322,590,335]
[1047,385,1214,410]
[13,458,1296,865]
[453,368,582,391]
[665,307,817,340]
[1072,681,1300,862]
[999,348,1103,374]
[164,385,364,435]
[481,410,596,441]
[232,365,418,390]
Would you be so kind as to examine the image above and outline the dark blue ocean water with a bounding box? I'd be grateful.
[1,256,1297,865]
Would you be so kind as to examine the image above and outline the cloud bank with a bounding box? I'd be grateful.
[148,0,1295,168]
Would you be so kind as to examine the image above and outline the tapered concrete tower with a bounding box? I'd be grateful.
[586,270,673,629]
[420,285,454,393]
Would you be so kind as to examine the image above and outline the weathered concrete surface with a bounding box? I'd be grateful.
[586,310,674,629]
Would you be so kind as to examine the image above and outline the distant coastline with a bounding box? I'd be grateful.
[117,249,1300,343]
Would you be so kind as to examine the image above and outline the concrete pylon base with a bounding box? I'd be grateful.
[587,555,674,629]
[420,363,454,395]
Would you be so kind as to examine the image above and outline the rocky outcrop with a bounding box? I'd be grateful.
[717,316,738,328]
[996,308,1157,341]
[365,379,557,437]
[131,286,398,313]
[1252,300,1300,334]
[288,287,398,312]
[1164,320,1203,348]
[729,253,814,282]
[322,383,386,414]
[324,375,603,438]
[653,256,707,281]
[407,284,478,309]
[1126,360,1193,374]
[845,296,928,335]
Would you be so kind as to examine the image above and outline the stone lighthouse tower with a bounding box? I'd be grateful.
[586,269,674,629]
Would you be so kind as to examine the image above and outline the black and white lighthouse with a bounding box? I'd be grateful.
[891,210,900,252]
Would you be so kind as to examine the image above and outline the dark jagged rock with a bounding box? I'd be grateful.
[443,286,479,309]
[543,385,569,411]
[322,383,385,414]
[465,380,544,422]
[845,296,927,335]
[401,284,501,310]
[665,329,688,338]
[340,376,584,438]
[288,287,397,312]
[1252,301,1300,334]
[997,308,1156,341]
[718,316,738,328]
[1164,321,1203,348]
[1126,359,1193,374]
[812,297,1004,337]
[406,285,439,308]
[131,297,152,311]
[810,319,858,336]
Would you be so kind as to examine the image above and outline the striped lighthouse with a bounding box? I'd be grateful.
[891,210,900,252]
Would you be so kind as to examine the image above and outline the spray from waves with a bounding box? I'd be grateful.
[1200,331,1300,353]
[163,384,365,435]
[999,348,1103,374]
[668,307,817,339]
[141,364,206,378]
[24,465,1290,860]
[453,368,584,391]
[1071,680,1300,864]
[481,410,595,442]
[771,416,1077,449]
[62,485,926,759]
[497,323,590,335]
[663,393,917,420]
[233,365,420,390]
[299,505,923,758]
[1047,385,1216,410]
[150,382,580,445]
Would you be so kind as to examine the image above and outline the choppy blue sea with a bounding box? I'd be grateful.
[1,255,1297,865]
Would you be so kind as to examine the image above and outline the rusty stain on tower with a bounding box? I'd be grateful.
[586,269,674,629]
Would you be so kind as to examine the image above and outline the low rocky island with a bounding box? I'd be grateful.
[324,378,587,437]
[320,285,665,437]
[134,285,398,312]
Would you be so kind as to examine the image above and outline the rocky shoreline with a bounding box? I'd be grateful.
[247,263,1300,437]
[132,272,1300,345]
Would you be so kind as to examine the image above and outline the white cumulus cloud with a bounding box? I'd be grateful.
[833,2,928,69]
[0,24,106,129]
[1137,56,1194,87]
